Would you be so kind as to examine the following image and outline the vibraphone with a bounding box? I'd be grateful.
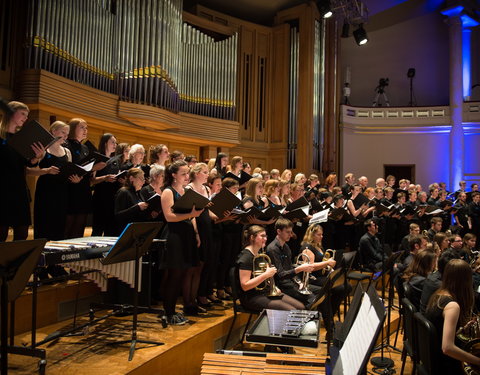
[42,236,140,291]
[246,309,321,348]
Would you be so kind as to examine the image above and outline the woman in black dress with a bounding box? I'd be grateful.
[114,168,152,233]
[184,163,213,314]
[160,160,203,325]
[123,144,150,181]
[300,224,351,319]
[0,101,45,241]
[92,133,120,236]
[237,225,304,311]
[34,121,72,240]
[64,118,105,239]
[211,152,228,178]
[426,259,480,374]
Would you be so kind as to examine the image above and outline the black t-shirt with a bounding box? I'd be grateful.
[236,248,263,300]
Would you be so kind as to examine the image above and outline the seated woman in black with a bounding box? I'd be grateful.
[114,168,152,233]
[237,225,304,311]
[299,224,352,318]
[402,249,436,310]
[425,259,480,374]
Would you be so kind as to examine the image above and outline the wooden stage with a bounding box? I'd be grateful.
[9,290,414,375]
[6,230,413,374]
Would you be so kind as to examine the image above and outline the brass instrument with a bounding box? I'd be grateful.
[321,249,336,275]
[457,315,480,374]
[294,253,314,295]
[252,251,283,298]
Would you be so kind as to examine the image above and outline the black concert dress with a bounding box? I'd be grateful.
[34,150,69,240]
[0,133,32,227]
[160,186,197,269]
[66,139,92,214]
[92,156,121,236]
[114,186,151,234]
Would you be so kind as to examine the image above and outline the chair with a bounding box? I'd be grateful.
[222,267,259,350]
[413,311,441,375]
[400,297,418,375]
[345,251,372,306]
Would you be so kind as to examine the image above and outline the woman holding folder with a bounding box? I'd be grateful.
[34,121,72,240]
[65,118,104,239]
[160,160,204,325]
[114,168,152,234]
[92,133,120,236]
[0,101,45,241]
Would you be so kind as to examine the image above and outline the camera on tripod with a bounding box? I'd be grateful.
[376,78,389,93]
[372,77,390,107]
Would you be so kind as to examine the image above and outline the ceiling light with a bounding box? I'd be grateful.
[353,24,368,45]
[317,0,333,19]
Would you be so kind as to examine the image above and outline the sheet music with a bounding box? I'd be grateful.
[338,293,381,375]
[309,208,329,224]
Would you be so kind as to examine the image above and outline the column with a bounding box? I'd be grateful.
[446,15,464,192]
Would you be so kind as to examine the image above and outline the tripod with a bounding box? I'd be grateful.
[373,87,390,107]
[408,76,417,106]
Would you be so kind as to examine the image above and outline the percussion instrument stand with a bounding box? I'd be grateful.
[0,239,47,375]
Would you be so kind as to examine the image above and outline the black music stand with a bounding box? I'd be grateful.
[101,222,163,361]
[370,250,402,370]
[0,239,47,375]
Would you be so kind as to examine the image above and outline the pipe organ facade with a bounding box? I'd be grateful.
[2,0,334,173]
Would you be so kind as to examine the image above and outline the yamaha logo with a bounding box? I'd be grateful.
[61,253,81,261]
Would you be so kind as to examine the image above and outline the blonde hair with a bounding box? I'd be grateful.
[189,162,208,181]
[49,120,69,134]
[264,179,279,197]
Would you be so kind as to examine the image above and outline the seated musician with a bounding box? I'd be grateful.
[299,224,352,319]
[425,259,480,374]
[266,219,334,337]
[427,217,443,242]
[114,168,153,233]
[401,249,436,310]
[236,225,305,311]
[358,219,387,272]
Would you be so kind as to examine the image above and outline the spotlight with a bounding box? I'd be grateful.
[341,21,350,38]
[317,0,333,19]
[353,24,368,45]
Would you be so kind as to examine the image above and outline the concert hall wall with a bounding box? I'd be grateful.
[340,4,450,107]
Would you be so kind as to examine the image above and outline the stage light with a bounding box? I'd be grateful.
[341,21,350,38]
[317,0,333,19]
[353,24,368,45]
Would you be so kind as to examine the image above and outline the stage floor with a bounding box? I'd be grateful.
[9,300,413,375]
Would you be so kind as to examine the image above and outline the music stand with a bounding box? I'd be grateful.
[370,250,402,370]
[0,239,47,375]
[101,222,163,361]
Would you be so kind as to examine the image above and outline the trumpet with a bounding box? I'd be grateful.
[294,253,314,295]
[321,249,336,275]
[252,251,283,298]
